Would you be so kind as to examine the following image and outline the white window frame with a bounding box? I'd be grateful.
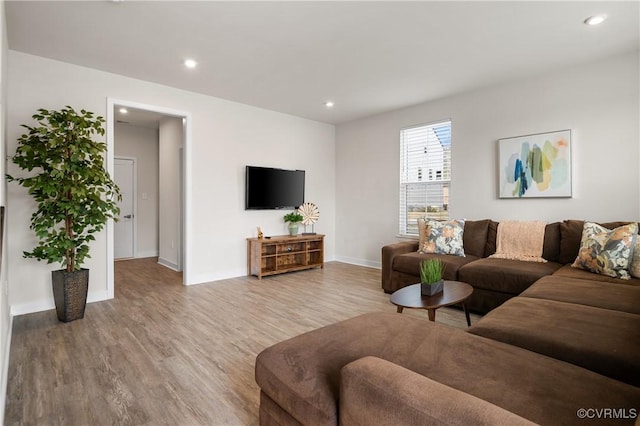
[399,120,451,236]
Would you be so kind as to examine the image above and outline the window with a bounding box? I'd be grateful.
[399,120,451,236]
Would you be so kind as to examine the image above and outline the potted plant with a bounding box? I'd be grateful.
[7,106,121,322]
[284,211,303,236]
[419,258,445,296]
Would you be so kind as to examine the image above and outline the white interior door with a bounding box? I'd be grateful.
[114,158,135,259]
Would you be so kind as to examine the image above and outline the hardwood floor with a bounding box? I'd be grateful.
[4,259,480,425]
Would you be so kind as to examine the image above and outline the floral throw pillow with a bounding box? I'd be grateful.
[571,222,638,280]
[421,219,465,257]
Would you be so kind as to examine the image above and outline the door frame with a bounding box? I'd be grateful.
[106,98,192,297]
[114,156,138,260]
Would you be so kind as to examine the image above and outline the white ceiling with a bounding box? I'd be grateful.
[5,1,640,125]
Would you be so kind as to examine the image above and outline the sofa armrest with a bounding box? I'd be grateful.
[381,241,419,292]
[340,356,535,426]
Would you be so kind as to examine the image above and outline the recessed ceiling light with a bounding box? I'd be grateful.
[584,15,607,26]
[324,101,335,108]
[119,108,128,114]
[184,59,198,69]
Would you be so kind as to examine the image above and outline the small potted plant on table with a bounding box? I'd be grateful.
[284,211,303,236]
[419,258,445,296]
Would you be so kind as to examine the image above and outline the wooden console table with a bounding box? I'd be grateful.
[247,234,324,279]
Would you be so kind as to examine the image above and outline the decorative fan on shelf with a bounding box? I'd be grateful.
[298,202,320,235]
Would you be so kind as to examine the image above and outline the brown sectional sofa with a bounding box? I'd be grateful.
[255,219,640,425]
[382,219,637,313]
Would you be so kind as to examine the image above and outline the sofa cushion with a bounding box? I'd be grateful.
[421,219,465,256]
[542,222,561,262]
[485,220,498,256]
[559,220,636,265]
[468,298,640,387]
[392,252,479,281]
[458,258,562,295]
[340,357,535,426]
[553,264,640,285]
[632,239,640,278]
[559,219,584,264]
[462,219,491,258]
[571,222,638,279]
[520,275,640,315]
[255,312,640,426]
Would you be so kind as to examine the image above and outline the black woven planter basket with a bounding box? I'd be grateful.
[52,269,89,323]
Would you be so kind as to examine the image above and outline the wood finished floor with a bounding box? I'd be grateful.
[4,259,481,425]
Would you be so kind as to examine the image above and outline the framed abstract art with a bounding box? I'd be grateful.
[498,129,572,198]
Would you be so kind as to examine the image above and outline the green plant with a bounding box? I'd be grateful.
[419,259,444,285]
[7,106,121,272]
[284,212,303,223]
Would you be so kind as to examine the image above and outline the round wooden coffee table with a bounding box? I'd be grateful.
[390,281,474,326]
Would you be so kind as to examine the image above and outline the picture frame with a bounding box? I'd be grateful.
[498,129,572,199]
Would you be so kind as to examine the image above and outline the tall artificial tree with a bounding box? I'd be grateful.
[7,106,121,273]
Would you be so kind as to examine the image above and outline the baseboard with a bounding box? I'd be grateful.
[136,250,159,259]
[10,290,110,317]
[10,299,54,316]
[333,256,381,269]
[157,257,180,272]
[87,291,110,304]
[0,314,13,426]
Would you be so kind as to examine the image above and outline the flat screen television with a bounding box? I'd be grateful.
[245,166,305,210]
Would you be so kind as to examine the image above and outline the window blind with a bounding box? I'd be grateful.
[399,120,451,236]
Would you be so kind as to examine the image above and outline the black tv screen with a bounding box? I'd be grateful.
[245,166,305,210]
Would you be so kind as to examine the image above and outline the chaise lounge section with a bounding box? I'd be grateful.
[256,311,640,425]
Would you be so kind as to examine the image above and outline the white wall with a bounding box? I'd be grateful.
[114,123,160,258]
[6,51,335,314]
[158,117,182,270]
[335,51,640,267]
[0,1,10,423]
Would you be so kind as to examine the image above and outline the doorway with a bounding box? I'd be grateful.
[106,98,192,297]
[114,157,136,260]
